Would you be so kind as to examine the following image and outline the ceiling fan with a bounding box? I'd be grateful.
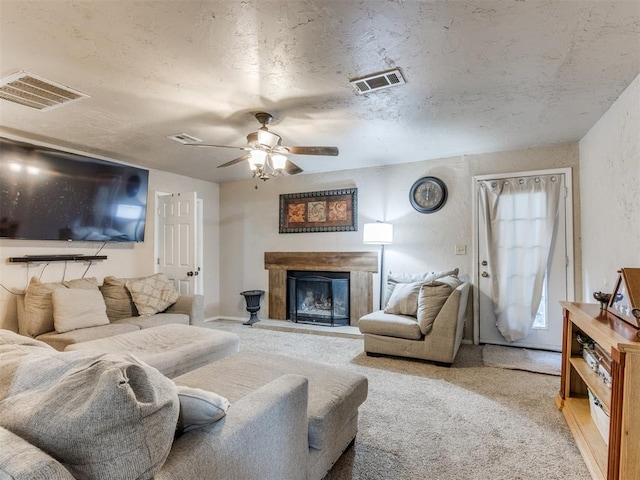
[185,112,339,181]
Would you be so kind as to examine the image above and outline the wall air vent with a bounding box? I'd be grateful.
[350,68,406,94]
[167,133,202,144]
[0,71,89,111]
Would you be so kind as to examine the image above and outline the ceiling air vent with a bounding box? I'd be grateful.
[0,71,89,111]
[167,133,202,144]
[350,68,406,94]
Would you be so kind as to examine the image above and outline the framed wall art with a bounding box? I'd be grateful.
[279,188,357,233]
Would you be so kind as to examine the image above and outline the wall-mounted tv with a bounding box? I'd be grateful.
[0,137,149,242]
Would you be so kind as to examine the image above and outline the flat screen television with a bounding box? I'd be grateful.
[0,137,149,242]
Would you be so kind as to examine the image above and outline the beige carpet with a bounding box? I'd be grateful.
[482,344,562,376]
[206,320,588,480]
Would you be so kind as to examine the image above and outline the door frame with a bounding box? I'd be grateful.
[471,167,575,346]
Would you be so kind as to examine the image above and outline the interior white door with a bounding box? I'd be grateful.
[157,192,199,295]
[477,171,570,351]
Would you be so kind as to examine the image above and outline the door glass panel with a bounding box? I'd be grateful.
[532,272,548,330]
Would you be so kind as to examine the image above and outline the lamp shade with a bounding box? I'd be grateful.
[363,222,393,245]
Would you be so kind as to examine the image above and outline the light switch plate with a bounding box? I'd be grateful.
[455,245,466,255]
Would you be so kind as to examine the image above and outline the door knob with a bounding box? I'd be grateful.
[187,271,194,277]
[481,271,489,278]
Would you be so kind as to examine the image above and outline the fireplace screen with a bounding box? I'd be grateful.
[287,272,349,326]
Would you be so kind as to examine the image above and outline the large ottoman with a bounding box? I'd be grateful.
[65,324,240,378]
[173,350,368,480]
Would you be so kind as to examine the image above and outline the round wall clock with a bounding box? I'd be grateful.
[409,176,448,213]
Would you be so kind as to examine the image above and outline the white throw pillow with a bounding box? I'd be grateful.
[175,385,230,434]
[52,288,110,333]
[384,282,422,316]
[126,273,181,317]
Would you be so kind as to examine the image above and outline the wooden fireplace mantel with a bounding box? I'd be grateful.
[264,251,378,325]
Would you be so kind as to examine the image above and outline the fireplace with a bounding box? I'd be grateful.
[264,252,378,326]
[287,271,349,326]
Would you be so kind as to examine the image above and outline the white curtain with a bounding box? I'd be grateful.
[478,174,562,342]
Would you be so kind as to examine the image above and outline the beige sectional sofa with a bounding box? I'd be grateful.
[15,273,204,350]
[0,330,309,480]
[358,269,471,364]
[0,329,368,480]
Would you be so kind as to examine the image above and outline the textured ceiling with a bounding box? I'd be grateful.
[1,0,639,183]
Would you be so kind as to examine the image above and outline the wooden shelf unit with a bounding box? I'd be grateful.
[557,302,640,480]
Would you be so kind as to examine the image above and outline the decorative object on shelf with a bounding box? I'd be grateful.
[607,267,640,328]
[363,221,394,310]
[279,188,357,233]
[593,291,612,310]
[240,290,264,326]
[409,176,447,213]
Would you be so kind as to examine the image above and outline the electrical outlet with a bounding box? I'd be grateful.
[455,245,466,255]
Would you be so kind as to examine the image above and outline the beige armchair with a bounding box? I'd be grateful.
[358,281,471,365]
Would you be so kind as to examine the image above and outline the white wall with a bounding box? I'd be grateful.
[579,74,640,299]
[219,143,580,330]
[0,166,220,331]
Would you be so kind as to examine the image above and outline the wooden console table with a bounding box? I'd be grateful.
[556,302,640,480]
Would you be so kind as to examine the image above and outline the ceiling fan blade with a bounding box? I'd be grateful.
[284,160,303,175]
[185,143,251,151]
[217,153,251,168]
[285,146,339,156]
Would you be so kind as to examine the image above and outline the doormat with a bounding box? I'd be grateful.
[482,344,561,376]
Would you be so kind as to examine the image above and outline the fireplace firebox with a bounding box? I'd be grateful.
[287,271,350,326]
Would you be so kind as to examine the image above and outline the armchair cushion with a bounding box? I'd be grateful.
[417,283,453,335]
[384,282,422,316]
[357,311,422,340]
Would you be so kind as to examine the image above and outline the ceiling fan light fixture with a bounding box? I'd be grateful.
[271,153,287,171]
[249,149,267,168]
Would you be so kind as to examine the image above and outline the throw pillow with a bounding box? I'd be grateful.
[384,282,422,316]
[22,277,67,337]
[125,273,180,317]
[175,385,230,434]
[52,288,110,333]
[417,282,454,335]
[100,276,140,321]
[0,346,179,480]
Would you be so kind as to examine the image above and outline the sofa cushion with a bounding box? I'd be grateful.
[36,323,140,351]
[52,288,110,333]
[20,277,101,338]
[358,311,423,340]
[21,277,67,337]
[174,351,368,451]
[417,282,454,335]
[0,341,179,480]
[384,282,422,316]
[100,276,140,321]
[176,385,229,434]
[112,312,189,329]
[126,273,180,317]
[0,426,74,480]
[62,277,99,290]
[65,324,240,378]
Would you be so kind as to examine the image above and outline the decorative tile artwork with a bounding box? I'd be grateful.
[279,188,357,233]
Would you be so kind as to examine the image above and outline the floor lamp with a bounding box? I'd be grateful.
[363,222,393,310]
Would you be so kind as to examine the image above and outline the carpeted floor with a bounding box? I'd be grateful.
[205,320,589,480]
